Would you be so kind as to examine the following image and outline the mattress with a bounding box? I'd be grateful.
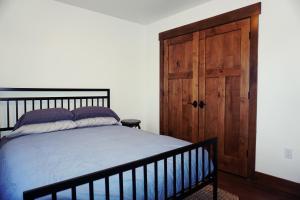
[0,125,211,200]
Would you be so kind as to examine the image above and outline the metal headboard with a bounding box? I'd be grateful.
[0,88,110,132]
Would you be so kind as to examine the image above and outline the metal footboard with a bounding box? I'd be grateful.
[23,138,218,200]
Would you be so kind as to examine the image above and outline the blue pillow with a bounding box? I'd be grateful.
[14,108,74,130]
[72,107,120,121]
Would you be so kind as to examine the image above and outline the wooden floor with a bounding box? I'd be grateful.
[218,171,299,200]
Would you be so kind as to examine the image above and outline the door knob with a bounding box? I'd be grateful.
[198,100,206,108]
[188,100,198,108]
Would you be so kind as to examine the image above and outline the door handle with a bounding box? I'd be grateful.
[188,100,198,108]
[198,100,206,108]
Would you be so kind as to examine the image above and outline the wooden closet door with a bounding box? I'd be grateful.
[199,19,250,176]
[162,32,199,142]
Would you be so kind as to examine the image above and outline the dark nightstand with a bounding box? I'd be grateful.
[121,119,141,129]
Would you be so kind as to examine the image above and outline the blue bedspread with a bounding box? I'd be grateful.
[0,126,212,200]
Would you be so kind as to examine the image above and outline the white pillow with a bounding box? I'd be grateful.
[75,117,119,128]
[9,120,77,138]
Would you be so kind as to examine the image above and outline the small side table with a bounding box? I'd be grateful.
[121,119,141,129]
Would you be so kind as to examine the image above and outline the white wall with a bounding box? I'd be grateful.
[143,0,300,182]
[0,0,146,123]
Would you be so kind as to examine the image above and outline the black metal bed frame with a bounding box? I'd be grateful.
[0,88,110,132]
[0,88,218,200]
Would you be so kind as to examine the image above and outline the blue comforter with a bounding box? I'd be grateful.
[0,126,211,200]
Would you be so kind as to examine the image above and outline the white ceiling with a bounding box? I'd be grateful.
[54,0,211,24]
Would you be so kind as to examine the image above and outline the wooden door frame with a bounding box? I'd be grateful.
[159,3,261,177]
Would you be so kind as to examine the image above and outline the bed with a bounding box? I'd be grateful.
[0,88,218,200]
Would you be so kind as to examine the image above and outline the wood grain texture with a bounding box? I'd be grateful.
[224,76,240,157]
[204,77,219,140]
[239,18,251,177]
[202,19,250,176]
[168,79,183,138]
[248,14,259,177]
[168,72,193,80]
[169,34,193,45]
[206,68,241,78]
[191,32,200,142]
[163,33,199,142]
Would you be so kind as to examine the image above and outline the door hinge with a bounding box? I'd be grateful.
[248,91,250,99]
[249,32,251,40]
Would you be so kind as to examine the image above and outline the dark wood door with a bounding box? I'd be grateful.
[160,4,260,178]
[162,32,199,142]
[199,19,250,176]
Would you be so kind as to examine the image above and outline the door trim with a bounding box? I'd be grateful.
[159,3,261,40]
[159,3,261,177]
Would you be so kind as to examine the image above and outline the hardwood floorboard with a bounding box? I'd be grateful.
[218,171,299,200]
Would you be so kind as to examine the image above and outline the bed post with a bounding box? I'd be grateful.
[107,89,111,108]
[213,138,218,200]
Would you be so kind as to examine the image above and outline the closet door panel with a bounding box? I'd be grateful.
[168,79,183,138]
[200,19,250,176]
[224,76,241,157]
[163,32,199,142]
[168,79,195,141]
[205,29,241,70]
[204,78,219,140]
